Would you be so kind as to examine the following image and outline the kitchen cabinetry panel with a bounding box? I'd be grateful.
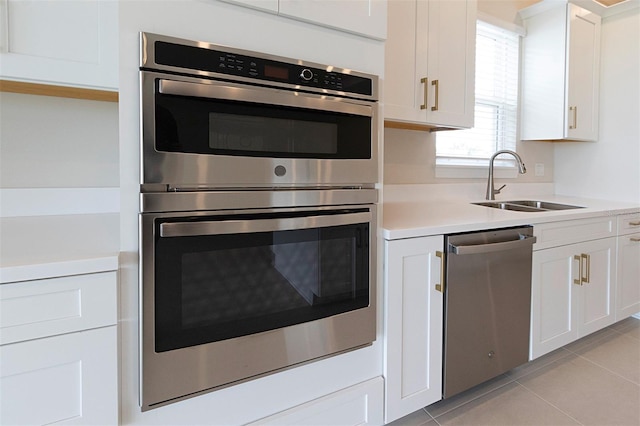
[384,236,443,423]
[279,0,387,40]
[520,2,601,141]
[0,326,118,426]
[616,213,640,319]
[247,377,383,425]
[384,0,476,129]
[531,235,616,359]
[0,271,117,345]
[533,216,615,250]
[221,0,386,40]
[220,0,279,13]
[0,0,118,90]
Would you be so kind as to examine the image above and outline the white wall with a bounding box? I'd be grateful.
[118,1,384,424]
[0,92,119,188]
[554,8,640,203]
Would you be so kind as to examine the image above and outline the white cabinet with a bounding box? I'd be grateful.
[0,272,118,425]
[520,2,601,141]
[220,0,279,13]
[279,0,387,40]
[616,213,640,320]
[530,218,616,359]
[220,0,387,40]
[383,236,444,424]
[247,377,384,426]
[384,0,476,129]
[0,0,118,90]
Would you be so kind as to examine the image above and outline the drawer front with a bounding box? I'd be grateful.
[534,217,615,250]
[618,213,640,236]
[0,271,117,345]
[0,326,118,426]
[248,377,384,426]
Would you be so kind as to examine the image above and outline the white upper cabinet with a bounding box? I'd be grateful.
[384,0,476,129]
[0,0,118,90]
[221,0,387,40]
[220,0,279,13]
[279,0,387,40]
[520,2,601,141]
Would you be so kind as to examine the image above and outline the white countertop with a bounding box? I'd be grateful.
[383,193,640,240]
[0,213,120,284]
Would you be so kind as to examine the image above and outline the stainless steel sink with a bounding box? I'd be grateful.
[472,200,584,212]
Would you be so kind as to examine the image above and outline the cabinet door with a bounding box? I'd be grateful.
[0,326,118,425]
[384,0,475,129]
[576,237,616,336]
[278,0,387,40]
[520,2,600,141]
[384,236,444,424]
[0,0,118,90]
[617,233,640,320]
[424,0,476,128]
[384,0,429,123]
[566,4,601,141]
[530,245,579,360]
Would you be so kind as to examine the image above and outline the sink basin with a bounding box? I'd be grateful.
[472,200,585,212]
[507,200,585,210]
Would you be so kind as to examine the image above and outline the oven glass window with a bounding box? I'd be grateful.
[154,91,371,159]
[153,216,370,352]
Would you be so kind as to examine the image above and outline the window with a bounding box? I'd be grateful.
[436,19,521,178]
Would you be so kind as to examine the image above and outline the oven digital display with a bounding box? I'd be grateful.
[264,64,289,81]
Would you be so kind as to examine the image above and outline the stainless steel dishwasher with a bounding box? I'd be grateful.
[443,226,536,398]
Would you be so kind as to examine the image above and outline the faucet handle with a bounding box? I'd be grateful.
[494,184,506,195]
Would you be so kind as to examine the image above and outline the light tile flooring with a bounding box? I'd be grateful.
[390,317,640,426]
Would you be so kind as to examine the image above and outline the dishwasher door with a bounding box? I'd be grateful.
[443,226,536,398]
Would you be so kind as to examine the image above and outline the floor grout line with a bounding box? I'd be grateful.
[514,379,586,426]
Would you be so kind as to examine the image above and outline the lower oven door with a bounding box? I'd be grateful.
[140,205,376,410]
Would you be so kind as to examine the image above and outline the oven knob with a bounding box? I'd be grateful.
[274,165,287,177]
[300,69,313,81]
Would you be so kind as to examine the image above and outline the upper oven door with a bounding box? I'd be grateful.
[140,71,379,190]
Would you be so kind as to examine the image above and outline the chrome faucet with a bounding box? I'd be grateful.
[486,150,527,200]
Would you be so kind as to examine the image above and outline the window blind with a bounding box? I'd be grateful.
[436,20,520,168]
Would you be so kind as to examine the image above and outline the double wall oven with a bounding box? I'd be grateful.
[139,33,379,410]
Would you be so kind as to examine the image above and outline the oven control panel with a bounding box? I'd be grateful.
[150,39,373,98]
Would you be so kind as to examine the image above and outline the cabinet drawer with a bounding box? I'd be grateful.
[0,326,117,426]
[248,377,384,426]
[618,213,640,236]
[533,217,615,250]
[0,271,117,345]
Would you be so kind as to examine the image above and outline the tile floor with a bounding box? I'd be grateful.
[390,317,640,426]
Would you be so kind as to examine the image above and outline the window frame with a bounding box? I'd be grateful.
[435,14,525,179]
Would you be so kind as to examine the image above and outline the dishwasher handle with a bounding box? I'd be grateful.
[449,234,537,255]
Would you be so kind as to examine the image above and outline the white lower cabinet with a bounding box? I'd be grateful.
[616,213,640,319]
[531,230,616,359]
[247,377,384,425]
[0,271,118,425]
[0,326,118,425]
[383,236,444,424]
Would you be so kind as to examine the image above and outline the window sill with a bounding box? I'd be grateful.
[435,163,519,179]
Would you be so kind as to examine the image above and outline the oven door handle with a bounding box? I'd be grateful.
[159,212,372,238]
[158,79,373,117]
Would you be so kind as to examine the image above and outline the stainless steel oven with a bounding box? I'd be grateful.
[139,33,379,411]
[140,32,379,191]
[140,191,377,410]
